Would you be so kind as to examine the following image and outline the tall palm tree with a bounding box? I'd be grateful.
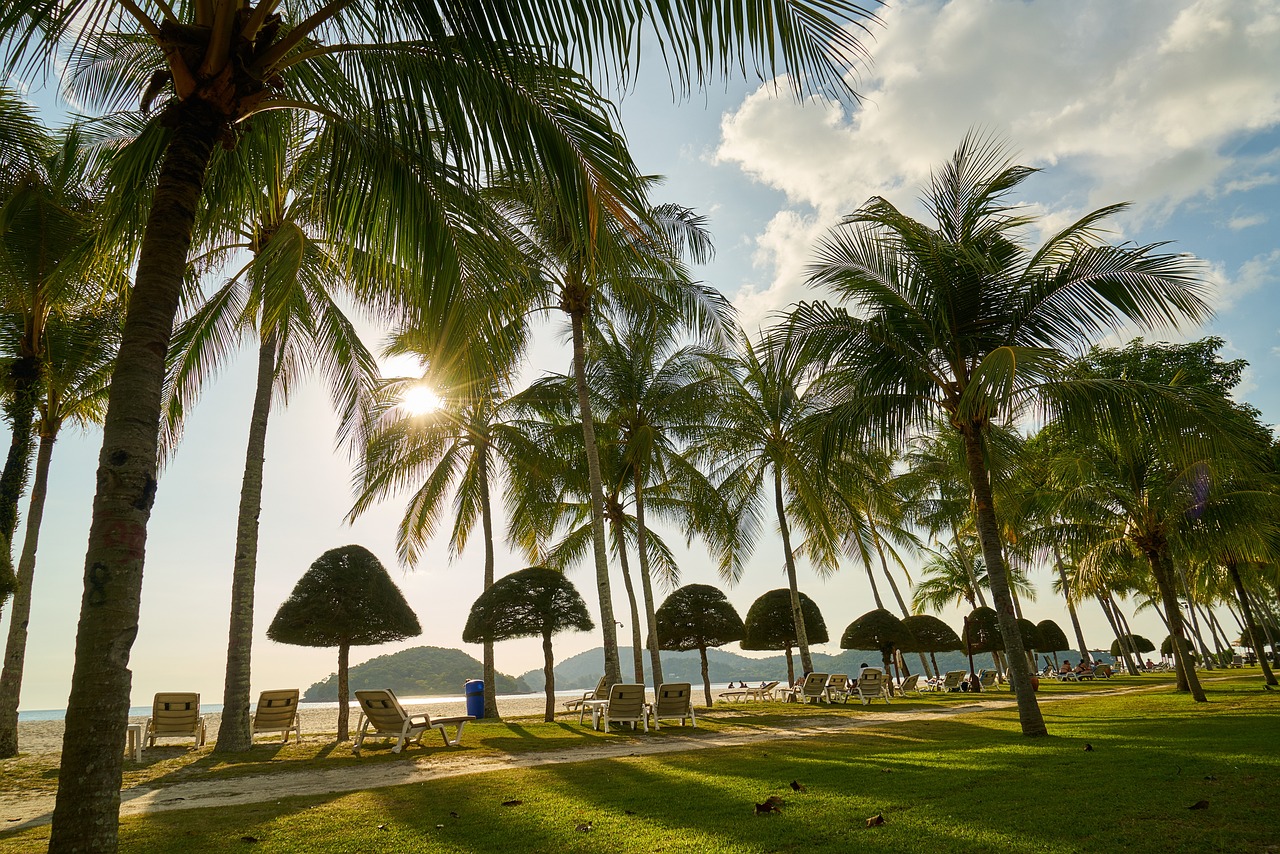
[490,176,725,686]
[0,299,121,757]
[705,332,838,676]
[791,133,1210,736]
[4,3,881,845]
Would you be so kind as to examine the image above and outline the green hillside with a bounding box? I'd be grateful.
[303,645,530,701]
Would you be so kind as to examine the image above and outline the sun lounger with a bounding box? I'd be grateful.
[978,670,1000,690]
[352,689,473,753]
[595,683,648,732]
[899,674,922,695]
[747,680,781,701]
[854,668,891,705]
[252,689,301,743]
[937,670,967,692]
[145,692,207,749]
[824,674,851,703]
[648,683,696,729]
[781,672,830,704]
[565,676,609,723]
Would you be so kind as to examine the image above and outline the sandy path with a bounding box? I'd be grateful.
[2,698,1013,831]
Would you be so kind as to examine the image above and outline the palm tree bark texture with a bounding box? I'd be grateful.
[774,468,813,676]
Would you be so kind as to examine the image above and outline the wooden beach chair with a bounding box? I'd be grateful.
[352,689,473,754]
[145,692,207,749]
[649,683,696,729]
[252,689,302,743]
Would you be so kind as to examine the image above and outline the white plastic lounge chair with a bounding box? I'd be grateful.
[252,689,302,743]
[978,670,1000,690]
[596,683,648,732]
[782,672,830,704]
[824,673,851,703]
[145,692,207,749]
[649,683,696,729]
[854,668,891,705]
[939,670,967,691]
[352,689,473,753]
[746,680,781,701]
[899,674,922,695]
[565,676,609,723]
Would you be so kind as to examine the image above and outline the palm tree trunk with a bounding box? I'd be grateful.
[567,303,621,687]
[1098,596,1138,675]
[542,630,555,723]
[1205,607,1231,657]
[215,332,277,752]
[774,467,812,675]
[611,515,645,683]
[952,530,989,607]
[0,430,55,757]
[1178,567,1216,670]
[337,642,350,741]
[632,477,663,690]
[870,527,931,678]
[1228,562,1277,686]
[1052,547,1090,665]
[1149,550,1206,700]
[0,354,41,603]
[958,427,1046,736]
[699,645,712,708]
[861,553,884,608]
[784,645,795,685]
[478,449,501,719]
[49,103,221,854]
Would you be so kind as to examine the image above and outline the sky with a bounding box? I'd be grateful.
[4,0,1279,711]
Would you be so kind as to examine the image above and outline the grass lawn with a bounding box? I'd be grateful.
[3,677,1277,852]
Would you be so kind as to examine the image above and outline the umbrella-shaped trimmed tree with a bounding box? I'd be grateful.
[1162,634,1197,663]
[1111,634,1155,662]
[741,589,828,685]
[899,614,963,677]
[964,608,1040,682]
[656,584,745,707]
[841,609,915,685]
[1036,620,1072,668]
[268,545,421,741]
[463,567,593,722]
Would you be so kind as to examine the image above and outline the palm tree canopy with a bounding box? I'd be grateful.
[741,589,828,650]
[655,583,744,651]
[462,567,594,644]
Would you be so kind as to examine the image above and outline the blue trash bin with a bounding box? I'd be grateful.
[465,679,484,719]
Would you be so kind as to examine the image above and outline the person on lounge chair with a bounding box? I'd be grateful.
[1059,660,1073,675]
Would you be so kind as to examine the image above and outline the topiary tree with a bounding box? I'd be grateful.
[1035,620,1072,668]
[462,567,593,722]
[268,545,421,740]
[899,614,963,676]
[841,609,915,685]
[741,589,828,685]
[656,584,745,707]
[1110,633,1155,662]
[1161,634,1197,663]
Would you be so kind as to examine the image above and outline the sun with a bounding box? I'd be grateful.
[398,384,443,416]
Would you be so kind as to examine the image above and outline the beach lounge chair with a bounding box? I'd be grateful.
[746,680,781,701]
[352,689,473,753]
[937,670,967,692]
[824,673,851,703]
[252,689,301,744]
[565,676,609,723]
[145,692,206,749]
[854,668,891,705]
[978,670,1000,690]
[1094,664,1114,679]
[782,672,830,704]
[649,683,696,729]
[596,683,648,732]
[1231,655,1244,669]
[899,674,922,695]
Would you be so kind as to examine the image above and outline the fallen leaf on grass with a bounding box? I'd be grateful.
[501,800,522,807]
[575,821,593,832]
[624,810,636,816]
[1189,800,1209,810]
[880,768,894,773]
[449,811,459,818]
[790,780,807,792]
[866,814,886,827]
[755,796,786,815]
[239,836,259,843]
[435,824,444,829]
[377,824,389,830]
[1204,776,1217,782]
[1084,744,1093,752]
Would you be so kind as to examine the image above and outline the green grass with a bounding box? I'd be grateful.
[3,676,1276,853]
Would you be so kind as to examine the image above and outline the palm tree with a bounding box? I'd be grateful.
[704,331,837,676]
[349,313,543,720]
[0,299,121,757]
[792,133,1210,735]
[490,175,725,687]
[4,2,881,845]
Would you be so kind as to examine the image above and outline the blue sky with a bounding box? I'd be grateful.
[5,0,1279,710]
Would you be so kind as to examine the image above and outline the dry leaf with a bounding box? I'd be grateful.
[866,814,886,827]
[1189,800,1209,810]
[790,780,807,792]
[501,799,522,807]
[575,821,593,832]
[1084,744,1093,752]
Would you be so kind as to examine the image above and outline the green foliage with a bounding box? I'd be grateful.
[962,607,1002,653]
[898,614,963,653]
[655,584,744,651]
[740,589,828,651]
[1035,620,1071,653]
[1239,625,1277,650]
[267,545,421,648]
[839,608,913,656]
[463,567,593,643]
[302,646,530,702]
[1161,634,1197,661]
[1111,634,1156,656]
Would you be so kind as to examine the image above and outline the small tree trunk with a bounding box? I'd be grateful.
[774,468,812,675]
[543,630,556,723]
[1229,562,1277,686]
[699,645,712,708]
[1052,546,1091,665]
[959,426,1045,736]
[633,477,664,691]
[566,298,620,687]
[612,515,645,683]
[1150,551,1206,701]
[478,449,501,719]
[216,332,277,753]
[337,642,351,741]
[784,646,795,685]
[0,431,55,757]
[871,529,931,678]
[49,102,221,854]
[0,354,41,602]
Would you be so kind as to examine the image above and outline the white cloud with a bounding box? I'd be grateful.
[1227,213,1268,230]
[714,0,1280,316]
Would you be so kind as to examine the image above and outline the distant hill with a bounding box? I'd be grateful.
[303,645,530,701]
[519,646,1116,690]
